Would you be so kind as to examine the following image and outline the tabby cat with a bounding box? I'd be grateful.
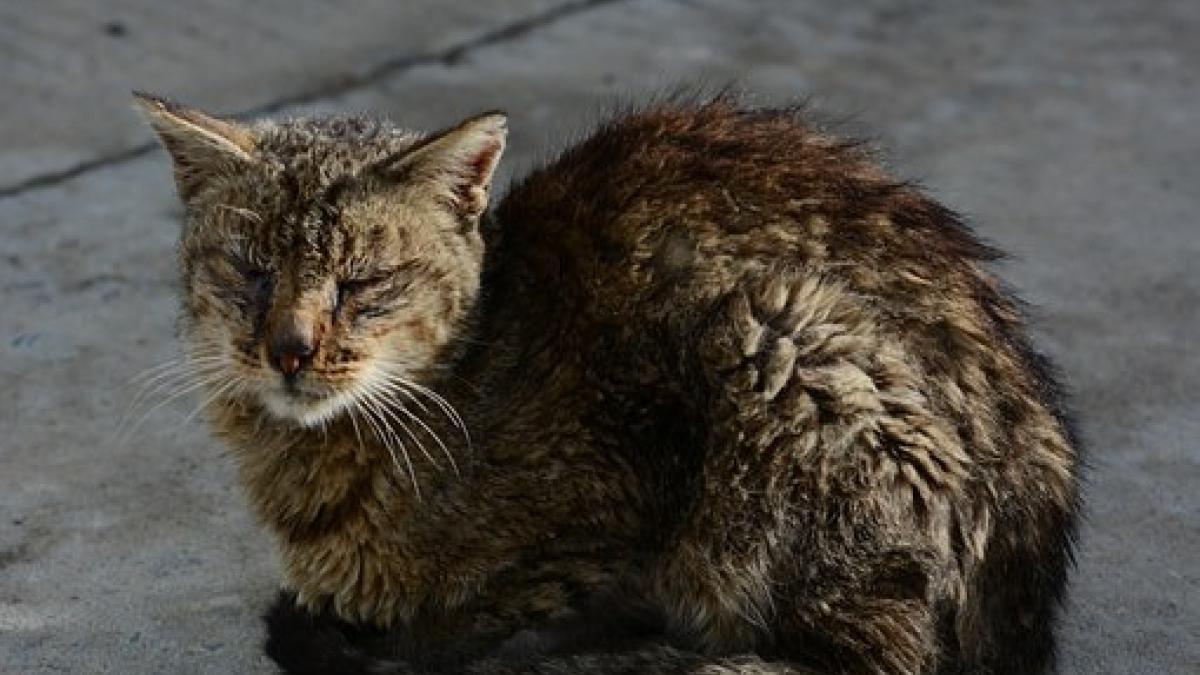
[136,91,1081,675]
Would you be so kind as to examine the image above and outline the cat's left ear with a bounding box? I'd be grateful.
[133,92,257,202]
[389,111,507,219]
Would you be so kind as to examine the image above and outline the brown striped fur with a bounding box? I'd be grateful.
[137,93,1081,675]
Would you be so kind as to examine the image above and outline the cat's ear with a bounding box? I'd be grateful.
[389,111,507,219]
[133,92,257,202]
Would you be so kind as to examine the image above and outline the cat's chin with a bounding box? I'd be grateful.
[260,390,352,429]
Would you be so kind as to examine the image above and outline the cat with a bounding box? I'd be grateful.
[135,91,1082,675]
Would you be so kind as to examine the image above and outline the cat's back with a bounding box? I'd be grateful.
[494,99,999,338]
[491,97,1076,474]
[494,98,870,281]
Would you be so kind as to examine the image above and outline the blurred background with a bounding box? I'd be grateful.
[1,1,1196,673]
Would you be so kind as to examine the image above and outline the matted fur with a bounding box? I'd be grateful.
[138,93,1081,675]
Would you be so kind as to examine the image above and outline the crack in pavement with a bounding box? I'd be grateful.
[0,0,632,201]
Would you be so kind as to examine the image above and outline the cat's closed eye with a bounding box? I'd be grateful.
[336,275,401,320]
[233,259,272,285]
[230,254,272,292]
[336,277,379,298]
[202,251,273,310]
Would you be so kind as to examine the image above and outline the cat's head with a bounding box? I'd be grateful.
[135,93,505,428]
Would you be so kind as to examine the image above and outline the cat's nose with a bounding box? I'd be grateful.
[271,340,314,377]
[267,312,318,378]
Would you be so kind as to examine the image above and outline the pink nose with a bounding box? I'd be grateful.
[276,350,304,377]
[267,310,317,379]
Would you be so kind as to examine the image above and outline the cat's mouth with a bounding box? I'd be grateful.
[260,380,352,428]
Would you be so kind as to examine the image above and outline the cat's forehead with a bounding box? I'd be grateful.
[255,115,421,191]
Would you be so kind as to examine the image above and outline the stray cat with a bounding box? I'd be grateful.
[136,91,1081,675]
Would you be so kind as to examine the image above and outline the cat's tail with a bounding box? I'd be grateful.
[264,593,823,675]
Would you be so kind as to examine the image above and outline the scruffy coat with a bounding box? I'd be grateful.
[139,95,1081,675]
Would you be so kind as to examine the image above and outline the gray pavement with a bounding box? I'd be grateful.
[1,1,1196,673]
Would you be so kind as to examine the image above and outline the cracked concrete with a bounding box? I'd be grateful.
[1,1,1197,673]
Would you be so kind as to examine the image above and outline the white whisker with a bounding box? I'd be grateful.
[346,406,367,456]
[369,388,444,473]
[118,366,226,436]
[373,366,472,453]
[115,371,227,443]
[125,361,224,409]
[180,376,244,426]
[370,378,461,477]
[358,389,421,499]
[122,347,228,428]
[130,351,224,382]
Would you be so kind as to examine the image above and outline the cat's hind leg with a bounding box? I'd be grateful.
[653,269,971,674]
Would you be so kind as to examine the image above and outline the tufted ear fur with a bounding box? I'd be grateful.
[388,111,507,220]
[133,91,257,202]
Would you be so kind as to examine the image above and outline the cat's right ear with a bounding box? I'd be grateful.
[133,92,257,202]
[384,111,507,220]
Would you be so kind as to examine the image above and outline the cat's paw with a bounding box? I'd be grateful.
[264,591,381,675]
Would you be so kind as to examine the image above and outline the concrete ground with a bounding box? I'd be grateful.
[1,1,1196,672]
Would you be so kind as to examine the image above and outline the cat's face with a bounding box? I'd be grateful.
[137,95,505,427]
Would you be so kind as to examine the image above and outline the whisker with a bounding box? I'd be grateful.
[361,386,426,481]
[129,348,225,381]
[354,396,399,465]
[346,406,367,456]
[121,365,220,428]
[119,363,225,433]
[411,383,469,436]
[369,387,445,473]
[126,361,224,403]
[180,376,244,426]
[371,378,460,477]
[134,346,222,365]
[373,367,471,445]
[366,394,410,468]
[124,349,226,416]
[115,372,227,443]
[358,392,421,499]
